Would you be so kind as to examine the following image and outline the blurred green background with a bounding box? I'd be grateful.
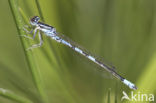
[0,0,156,103]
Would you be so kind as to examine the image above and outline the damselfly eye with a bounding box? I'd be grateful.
[30,16,40,25]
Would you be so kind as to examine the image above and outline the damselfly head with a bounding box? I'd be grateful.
[30,16,40,26]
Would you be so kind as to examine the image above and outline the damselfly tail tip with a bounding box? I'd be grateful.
[130,84,137,90]
[133,85,137,90]
[122,79,137,90]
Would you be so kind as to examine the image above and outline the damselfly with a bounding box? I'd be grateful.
[23,16,137,90]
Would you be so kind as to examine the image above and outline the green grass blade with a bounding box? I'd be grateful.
[8,0,48,102]
[0,88,33,103]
